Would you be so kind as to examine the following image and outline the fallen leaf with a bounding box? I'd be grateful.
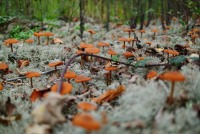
[6,97,16,117]
[26,124,51,134]
[53,38,63,44]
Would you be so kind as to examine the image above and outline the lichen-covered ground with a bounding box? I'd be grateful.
[0,19,200,134]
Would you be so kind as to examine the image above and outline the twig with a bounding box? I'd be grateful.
[57,53,169,93]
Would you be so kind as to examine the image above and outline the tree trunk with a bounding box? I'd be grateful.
[80,0,85,40]
[146,0,153,27]
[139,1,145,30]
[5,0,9,15]
[105,0,110,31]
[166,0,171,26]
[161,0,166,30]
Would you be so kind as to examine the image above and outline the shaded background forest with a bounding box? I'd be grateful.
[1,0,199,26]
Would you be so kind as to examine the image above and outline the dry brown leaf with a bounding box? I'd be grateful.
[53,38,63,44]
[31,92,75,126]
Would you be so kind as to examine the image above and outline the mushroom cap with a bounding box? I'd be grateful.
[191,35,198,39]
[64,71,77,79]
[75,75,92,83]
[137,57,145,61]
[158,71,185,82]
[118,37,127,42]
[98,42,110,47]
[76,50,84,54]
[123,51,134,58]
[164,49,179,55]
[72,113,101,131]
[145,42,152,45]
[43,32,54,36]
[80,43,94,49]
[172,17,177,21]
[85,47,100,54]
[104,66,118,71]
[151,29,159,33]
[123,28,135,32]
[107,49,117,55]
[87,29,96,34]
[25,39,34,43]
[0,83,3,91]
[34,32,45,36]
[126,38,134,42]
[139,29,146,33]
[147,70,158,79]
[0,62,9,71]
[4,38,19,45]
[25,72,41,78]
[48,61,63,67]
[77,102,97,111]
[30,89,43,102]
[51,82,73,95]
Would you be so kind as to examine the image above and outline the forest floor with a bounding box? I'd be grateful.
[0,18,200,134]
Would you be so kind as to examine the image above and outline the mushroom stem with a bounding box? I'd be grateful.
[38,36,40,45]
[82,82,87,89]
[128,32,131,38]
[168,81,175,104]
[10,44,13,52]
[132,40,135,47]
[68,79,71,83]
[153,32,155,40]
[141,33,143,38]
[122,41,126,49]
[46,37,49,45]
[30,77,33,88]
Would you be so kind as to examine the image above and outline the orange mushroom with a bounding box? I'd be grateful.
[25,39,34,44]
[123,28,135,38]
[107,49,117,58]
[48,61,63,70]
[64,71,77,83]
[87,29,96,40]
[0,82,4,91]
[34,32,44,45]
[118,37,128,49]
[75,75,92,89]
[0,62,9,76]
[123,51,134,59]
[80,42,94,51]
[51,82,72,95]
[4,38,19,52]
[145,41,152,47]
[158,71,185,104]
[25,71,41,88]
[164,49,179,63]
[98,42,110,50]
[151,29,159,40]
[139,29,145,38]
[77,102,97,111]
[146,70,158,79]
[72,113,101,132]
[104,66,118,83]
[43,32,54,45]
[85,47,100,61]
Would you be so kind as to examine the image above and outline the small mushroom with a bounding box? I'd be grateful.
[123,28,135,38]
[43,32,54,45]
[4,38,19,52]
[72,113,101,133]
[104,66,118,84]
[98,42,110,50]
[151,29,159,40]
[0,82,4,91]
[25,71,41,88]
[25,39,34,44]
[0,62,9,77]
[64,71,77,83]
[77,102,97,112]
[146,70,158,79]
[34,32,44,45]
[158,71,185,105]
[87,29,96,40]
[107,49,117,58]
[85,47,100,61]
[139,29,145,38]
[123,51,134,59]
[48,61,63,71]
[51,82,72,95]
[75,75,92,89]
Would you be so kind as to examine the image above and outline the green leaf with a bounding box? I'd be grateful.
[134,58,152,68]
[112,55,120,62]
[169,55,186,66]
